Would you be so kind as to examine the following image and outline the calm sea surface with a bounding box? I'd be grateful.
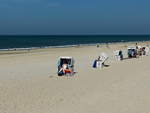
[0,35,150,49]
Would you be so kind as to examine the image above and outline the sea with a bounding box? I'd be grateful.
[0,35,150,50]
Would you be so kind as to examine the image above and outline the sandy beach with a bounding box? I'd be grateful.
[0,41,150,113]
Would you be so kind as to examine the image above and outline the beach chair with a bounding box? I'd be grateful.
[127,46,137,58]
[145,46,149,56]
[97,53,109,68]
[114,50,121,61]
[57,57,75,76]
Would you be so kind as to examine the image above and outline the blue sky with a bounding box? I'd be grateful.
[0,0,150,35]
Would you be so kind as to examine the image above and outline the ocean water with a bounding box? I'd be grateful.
[0,35,150,50]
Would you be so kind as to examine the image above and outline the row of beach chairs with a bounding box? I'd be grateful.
[57,45,149,76]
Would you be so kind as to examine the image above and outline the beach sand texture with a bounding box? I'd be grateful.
[0,42,150,113]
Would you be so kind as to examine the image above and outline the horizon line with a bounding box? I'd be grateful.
[0,33,150,36]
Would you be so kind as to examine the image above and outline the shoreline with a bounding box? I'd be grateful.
[0,40,150,55]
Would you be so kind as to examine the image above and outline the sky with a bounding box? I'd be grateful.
[0,0,150,35]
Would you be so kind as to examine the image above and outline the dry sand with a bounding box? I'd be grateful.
[0,42,150,113]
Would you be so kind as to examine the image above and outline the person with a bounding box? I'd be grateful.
[58,64,67,75]
[59,63,72,75]
[119,50,123,60]
[96,44,100,48]
[97,56,101,61]
[131,49,136,58]
[135,43,138,46]
[142,47,146,55]
[139,48,142,56]
[128,49,132,58]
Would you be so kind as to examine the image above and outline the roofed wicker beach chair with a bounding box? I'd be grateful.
[57,56,75,76]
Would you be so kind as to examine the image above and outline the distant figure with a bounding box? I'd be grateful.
[97,44,100,48]
[142,47,146,55]
[135,43,138,46]
[119,50,123,60]
[131,49,135,57]
[97,56,101,61]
